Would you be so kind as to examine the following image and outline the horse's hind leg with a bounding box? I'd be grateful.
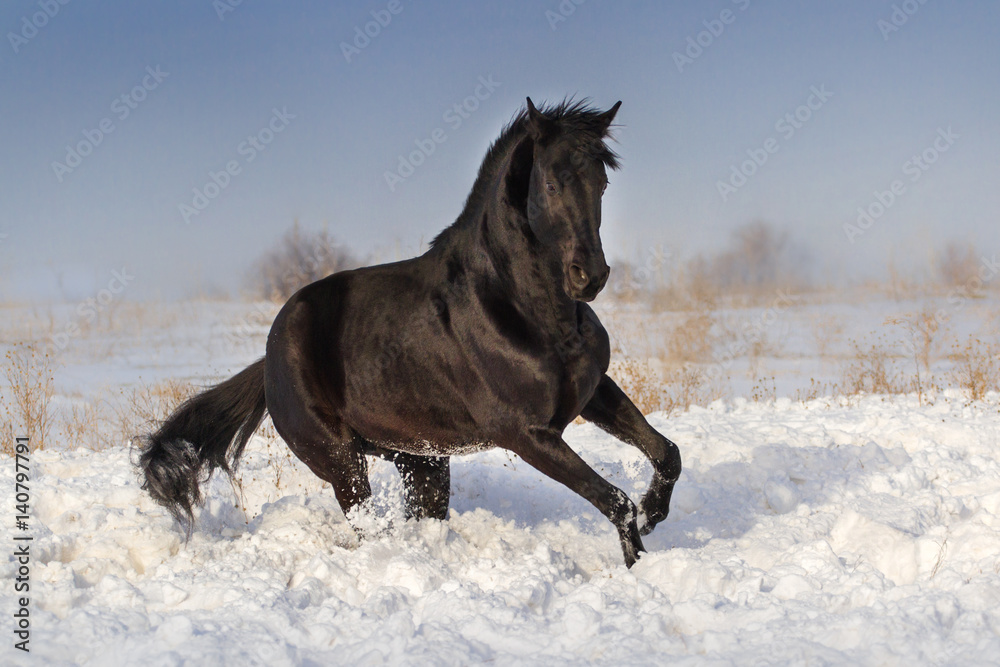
[267,390,373,528]
[393,453,450,520]
[367,445,450,520]
[581,374,681,536]
[266,302,376,533]
[283,429,373,526]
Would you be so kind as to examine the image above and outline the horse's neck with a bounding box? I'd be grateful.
[439,131,577,330]
[473,195,577,330]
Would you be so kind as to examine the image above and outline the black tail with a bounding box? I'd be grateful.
[138,358,267,538]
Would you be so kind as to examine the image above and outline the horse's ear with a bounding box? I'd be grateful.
[525,97,556,140]
[597,101,622,132]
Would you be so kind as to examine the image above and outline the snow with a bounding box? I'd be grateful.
[5,389,1000,665]
[2,294,999,664]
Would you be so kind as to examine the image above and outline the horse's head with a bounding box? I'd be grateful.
[520,98,621,302]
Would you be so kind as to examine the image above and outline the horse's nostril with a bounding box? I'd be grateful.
[570,264,588,287]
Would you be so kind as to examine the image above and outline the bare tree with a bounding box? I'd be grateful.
[246,222,361,301]
[936,241,980,290]
[692,220,809,295]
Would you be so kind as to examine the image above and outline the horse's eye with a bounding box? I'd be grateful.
[601,181,609,194]
[545,182,558,194]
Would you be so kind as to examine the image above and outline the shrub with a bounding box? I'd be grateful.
[1,343,55,453]
[247,222,361,301]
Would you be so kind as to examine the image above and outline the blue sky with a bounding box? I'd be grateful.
[1,0,997,300]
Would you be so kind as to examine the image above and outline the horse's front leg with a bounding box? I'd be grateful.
[580,374,681,536]
[508,426,645,568]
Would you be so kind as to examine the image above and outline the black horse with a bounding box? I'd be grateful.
[139,98,681,568]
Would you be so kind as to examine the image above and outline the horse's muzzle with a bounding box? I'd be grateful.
[569,262,610,301]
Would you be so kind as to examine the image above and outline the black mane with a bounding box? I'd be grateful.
[431,99,620,249]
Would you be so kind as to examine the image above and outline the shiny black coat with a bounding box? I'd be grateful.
[140,100,681,568]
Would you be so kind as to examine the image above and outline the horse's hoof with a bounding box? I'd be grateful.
[623,543,646,569]
[620,519,646,568]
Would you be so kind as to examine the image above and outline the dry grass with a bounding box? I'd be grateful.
[885,307,946,404]
[888,306,944,373]
[609,357,723,416]
[665,309,716,364]
[872,240,991,300]
[749,376,777,403]
[794,378,837,403]
[665,364,724,413]
[840,336,911,396]
[716,310,784,378]
[1,343,56,453]
[259,420,295,493]
[811,314,844,360]
[949,337,999,402]
[831,326,997,404]
[113,379,198,443]
[604,298,726,415]
[48,378,200,452]
[60,399,104,451]
[608,358,664,415]
[3,254,997,466]
[648,271,720,312]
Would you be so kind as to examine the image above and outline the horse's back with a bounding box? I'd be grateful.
[266,259,484,447]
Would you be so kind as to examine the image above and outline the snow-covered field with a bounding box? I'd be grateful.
[3,297,1000,665]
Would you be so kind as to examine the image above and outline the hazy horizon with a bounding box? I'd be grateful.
[2,1,998,301]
